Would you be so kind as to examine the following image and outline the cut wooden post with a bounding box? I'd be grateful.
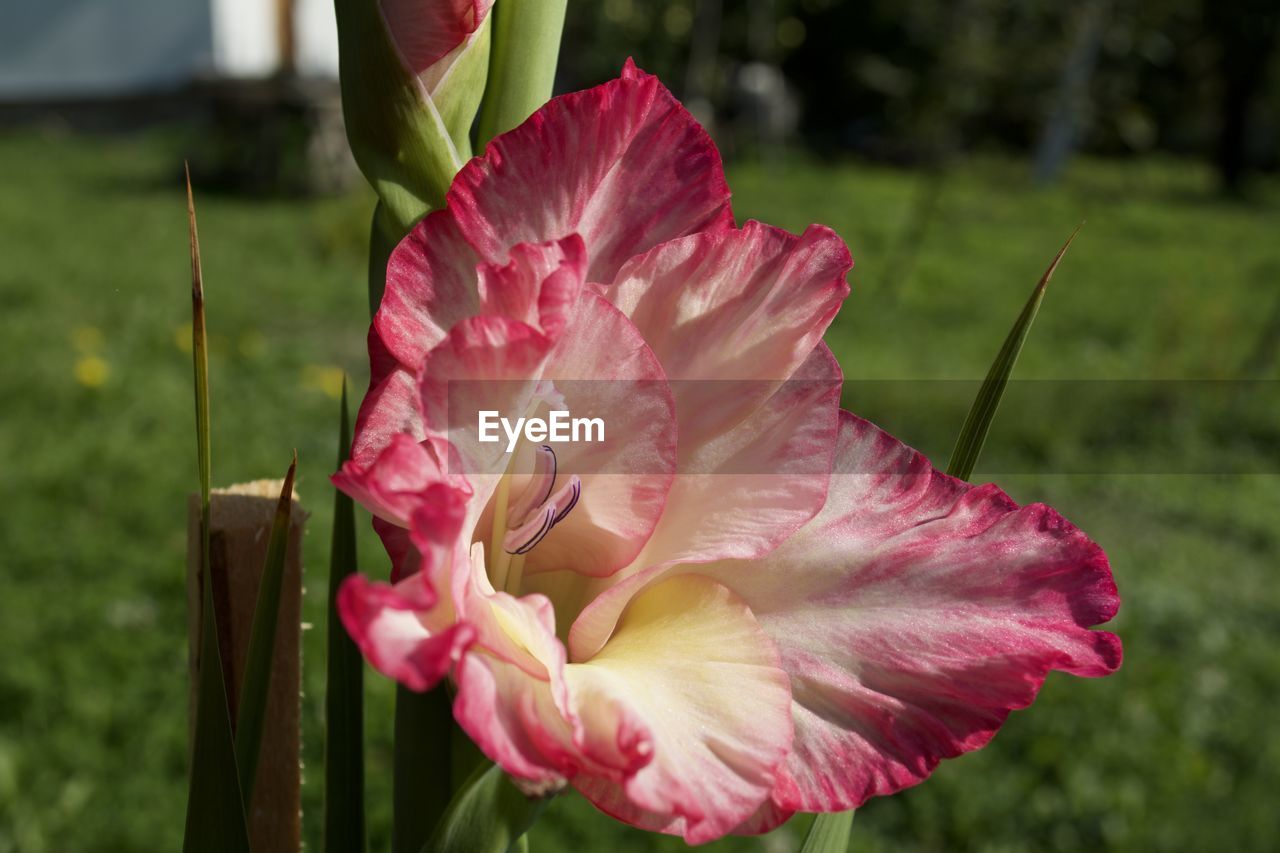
[187,480,307,853]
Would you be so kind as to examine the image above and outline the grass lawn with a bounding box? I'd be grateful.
[0,127,1277,852]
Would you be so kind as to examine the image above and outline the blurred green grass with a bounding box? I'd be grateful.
[0,128,1277,852]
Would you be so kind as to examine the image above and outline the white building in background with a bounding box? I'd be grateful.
[0,0,339,100]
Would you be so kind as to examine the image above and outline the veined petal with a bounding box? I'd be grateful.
[605,220,851,441]
[449,557,580,790]
[730,799,795,837]
[449,60,734,285]
[697,411,1122,812]
[627,343,842,572]
[376,209,483,375]
[567,575,793,844]
[370,55,734,381]
[449,552,647,790]
[565,344,843,663]
[350,367,424,467]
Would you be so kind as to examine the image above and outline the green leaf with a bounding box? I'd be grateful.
[800,812,854,853]
[393,686,456,853]
[474,0,568,146]
[186,165,211,531]
[185,572,253,853]
[234,453,298,802]
[325,381,366,852]
[946,226,1082,480]
[434,13,493,160]
[182,167,252,853]
[422,762,549,853]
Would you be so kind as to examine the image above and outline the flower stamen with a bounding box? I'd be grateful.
[489,445,582,594]
[507,506,556,555]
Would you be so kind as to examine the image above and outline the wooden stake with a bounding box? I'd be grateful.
[187,480,307,853]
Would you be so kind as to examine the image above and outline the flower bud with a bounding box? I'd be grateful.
[334,0,494,233]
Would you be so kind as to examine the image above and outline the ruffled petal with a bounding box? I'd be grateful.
[697,411,1122,812]
[566,575,793,844]
[626,343,842,571]
[565,344,843,662]
[340,568,476,686]
[446,547,585,788]
[448,544,563,679]
[604,220,851,442]
[376,209,483,373]
[363,60,734,467]
[333,432,466,526]
[453,650,573,792]
[730,799,795,837]
[448,60,734,285]
[476,235,587,340]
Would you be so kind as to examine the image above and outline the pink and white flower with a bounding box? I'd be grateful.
[334,62,1122,844]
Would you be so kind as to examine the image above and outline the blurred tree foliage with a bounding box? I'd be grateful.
[558,0,1280,191]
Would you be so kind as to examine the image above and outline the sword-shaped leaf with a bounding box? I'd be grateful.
[325,381,366,851]
[234,453,298,801]
[182,165,252,853]
[947,226,1082,480]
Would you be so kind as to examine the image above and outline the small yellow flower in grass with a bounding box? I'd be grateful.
[301,364,345,400]
[74,355,109,388]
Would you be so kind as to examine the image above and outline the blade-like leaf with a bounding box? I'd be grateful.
[325,380,366,852]
[421,762,548,853]
[946,226,1082,480]
[393,685,456,853]
[234,453,298,801]
[182,166,252,853]
[185,573,253,853]
[474,0,568,146]
[800,812,854,853]
[187,164,211,519]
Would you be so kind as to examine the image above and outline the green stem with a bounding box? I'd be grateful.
[392,686,455,853]
[474,0,569,147]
